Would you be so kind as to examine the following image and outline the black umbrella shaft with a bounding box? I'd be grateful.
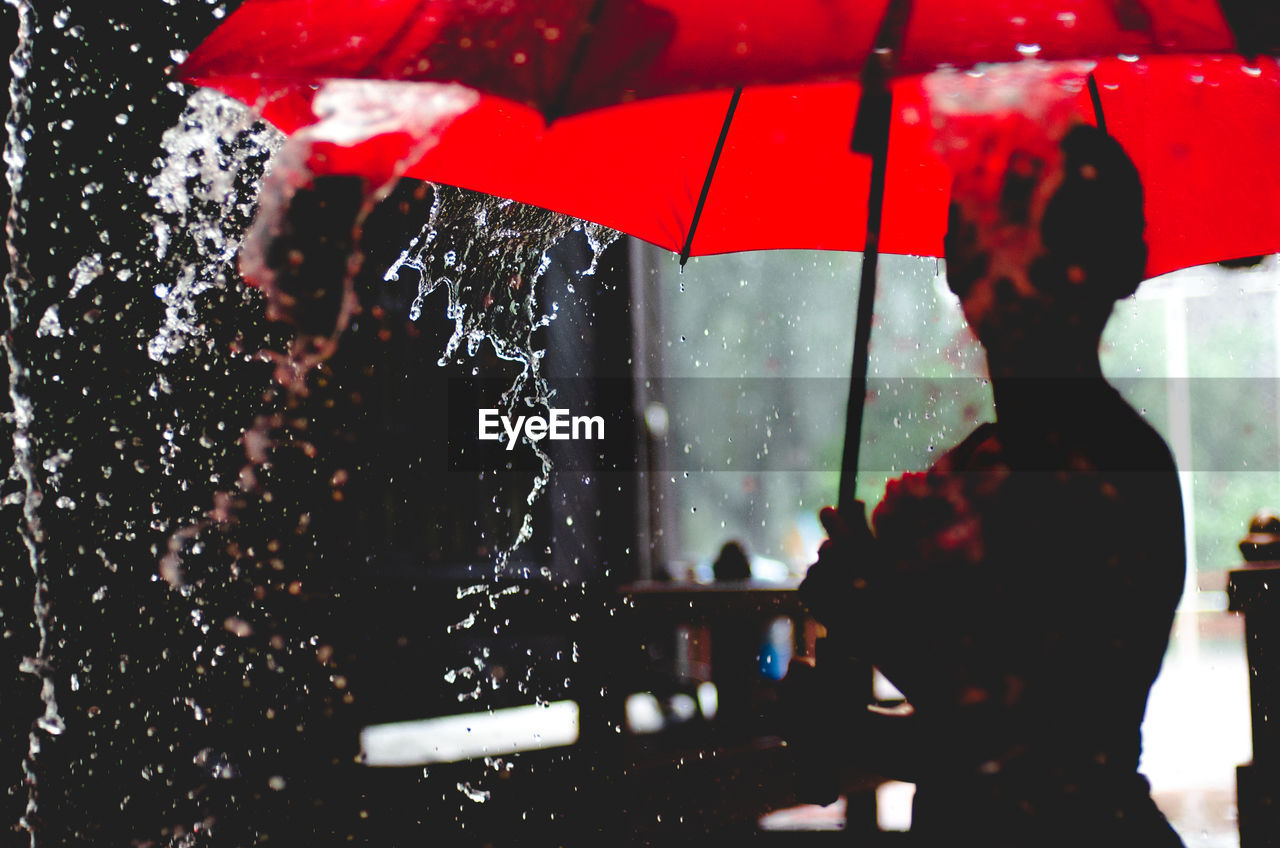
[838,88,891,511]
[796,82,892,815]
[796,10,903,821]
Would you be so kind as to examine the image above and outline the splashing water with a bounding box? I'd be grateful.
[237,80,479,387]
[215,71,617,573]
[2,3,620,841]
[145,88,282,364]
[386,186,619,561]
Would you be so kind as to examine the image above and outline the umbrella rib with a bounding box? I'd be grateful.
[1088,72,1108,135]
[679,86,743,267]
[545,0,610,121]
[366,0,435,76]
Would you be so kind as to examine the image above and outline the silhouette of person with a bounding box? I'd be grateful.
[799,123,1186,847]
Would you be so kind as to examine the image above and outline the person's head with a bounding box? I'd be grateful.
[943,123,1146,370]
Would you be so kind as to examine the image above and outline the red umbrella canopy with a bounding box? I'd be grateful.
[181,0,1245,115]
[179,1,1280,278]
[186,55,1280,280]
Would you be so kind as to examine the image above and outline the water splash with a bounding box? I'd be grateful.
[152,83,481,578]
[2,4,618,835]
[145,88,282,364]
[386,186,619,564]
[137,76,620,818]
[456,781,491,803]
[238,81,478,388]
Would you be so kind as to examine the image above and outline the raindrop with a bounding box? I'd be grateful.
[456,781,491,803]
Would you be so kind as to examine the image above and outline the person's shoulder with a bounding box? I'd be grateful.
[1087,388,1185,547]
[1092,387,1179,474]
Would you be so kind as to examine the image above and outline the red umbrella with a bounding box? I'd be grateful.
[186,58,1280,279]
[182,0,1255,115]
[179,1,1280,276]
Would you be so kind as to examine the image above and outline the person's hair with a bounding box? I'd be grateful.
[1031,123,1147,303]
[944,123,1147,310]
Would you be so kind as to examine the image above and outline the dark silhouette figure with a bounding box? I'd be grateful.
[713,540,753,581]
[1240,508,1280,562]
[800,124,1186,846]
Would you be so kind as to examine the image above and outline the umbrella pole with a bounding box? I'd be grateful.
[838,83,893,510]
[838,0,909,508]
[800,0,910,811]
[792,80,894,814]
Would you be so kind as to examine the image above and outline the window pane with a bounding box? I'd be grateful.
[641,248,988,575]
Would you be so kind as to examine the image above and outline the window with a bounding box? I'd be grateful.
[635,245,989,578]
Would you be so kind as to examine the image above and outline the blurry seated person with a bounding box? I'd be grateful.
[798,123,1186,846]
